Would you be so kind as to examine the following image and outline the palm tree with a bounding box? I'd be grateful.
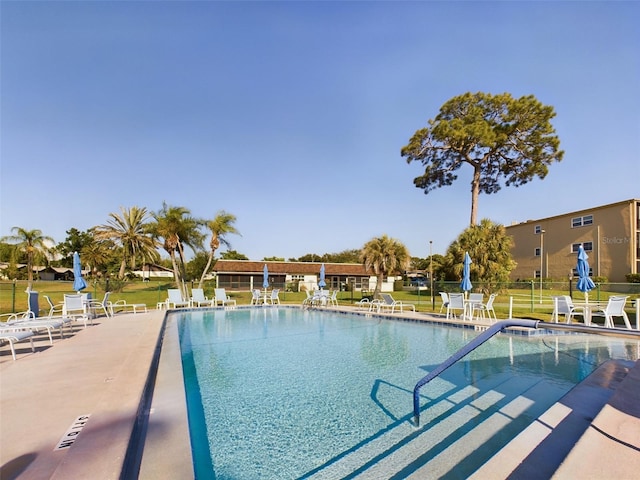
[81,237,118,277]
[147,202,204,296]
[94,206,159,279]
[1,227,54,290]
[360,235,410,298]
[444,218,515,294]
[198,210,240,288]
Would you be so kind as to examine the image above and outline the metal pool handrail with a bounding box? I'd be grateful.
[412,319,640,426]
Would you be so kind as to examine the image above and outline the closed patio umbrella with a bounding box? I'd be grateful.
[576,245,595,303]
[262,264,269,289]
[73,251,87,293]
[460,252,473,293]
[319,263,326,289]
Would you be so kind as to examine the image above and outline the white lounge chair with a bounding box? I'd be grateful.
[551,296,586,323]
[191,288,215,307]
[1,311,65,345]
[109,300,149,314]
[214,288,237,308]
[379,293,415,313]
[0,324,35,360]
[167,289,190,309]
[591,296,631,329]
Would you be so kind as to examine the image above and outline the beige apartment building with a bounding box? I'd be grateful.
[506,199,640,283]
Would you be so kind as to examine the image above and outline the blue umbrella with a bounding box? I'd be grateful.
[73,251,87,292]
[460,252,473,293]
[318,263,326,289]
[262,264,269,289]
[576,245,595,301]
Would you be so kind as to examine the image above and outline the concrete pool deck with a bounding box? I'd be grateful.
[1,307,639,479]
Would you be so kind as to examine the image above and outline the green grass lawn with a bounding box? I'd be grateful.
[1,280,636,327]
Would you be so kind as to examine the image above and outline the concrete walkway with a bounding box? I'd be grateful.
[0,311,165,479]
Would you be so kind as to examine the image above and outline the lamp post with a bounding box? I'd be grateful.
[429,240,434,310]
[539,230,545,304]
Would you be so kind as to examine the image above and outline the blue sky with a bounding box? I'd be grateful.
[1,1,638,261]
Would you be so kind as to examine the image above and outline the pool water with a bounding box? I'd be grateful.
[176,307,637,479]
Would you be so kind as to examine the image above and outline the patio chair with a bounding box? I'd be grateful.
[191,288,215,307]
[86,292,112,318]
[167,289,190,309]
[446,293,465,320]
[63,294,92,328]
[551,296,585,323]
[472,293,498,322]
[439,292,449,314]
[379,293,415,313]
[465,293,484,320]
[302,290,313,307]
[591,296,631,329]
[214,288,237,308]
[0,324,35,360]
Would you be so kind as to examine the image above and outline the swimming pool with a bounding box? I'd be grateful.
[175,307,638,479]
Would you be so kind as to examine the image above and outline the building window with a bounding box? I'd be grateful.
[571,215,593,228]
[290,274,304,282]
[534,225,542,234]
[535,270,541,278]
[535,247,541,256]
[571,242,593,253]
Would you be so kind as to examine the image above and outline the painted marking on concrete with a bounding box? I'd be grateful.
[54,414,91,451]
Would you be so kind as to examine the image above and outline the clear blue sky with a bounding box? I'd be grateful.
[1,1,638,261]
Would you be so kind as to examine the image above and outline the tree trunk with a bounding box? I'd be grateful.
[198,250,214,289]
[373,272,383,298]
[470,165,481,225]
[118,259,126,279]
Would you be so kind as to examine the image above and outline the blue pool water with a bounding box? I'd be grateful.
[176,307,638,479]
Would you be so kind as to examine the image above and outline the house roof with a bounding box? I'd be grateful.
[212,260,371,276]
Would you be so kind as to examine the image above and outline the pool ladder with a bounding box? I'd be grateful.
[412,319,640,426]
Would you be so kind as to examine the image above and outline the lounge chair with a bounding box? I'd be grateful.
[109,300,149,314]
[379,293,415,313]
[591,296,631,329]
[191,288,215,307]
[167,289,190,309]
[1,311,65,345]
[0,324,35,360]
[214,288,237,308]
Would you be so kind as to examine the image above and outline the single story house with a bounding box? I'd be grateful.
[210,260,397,292]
